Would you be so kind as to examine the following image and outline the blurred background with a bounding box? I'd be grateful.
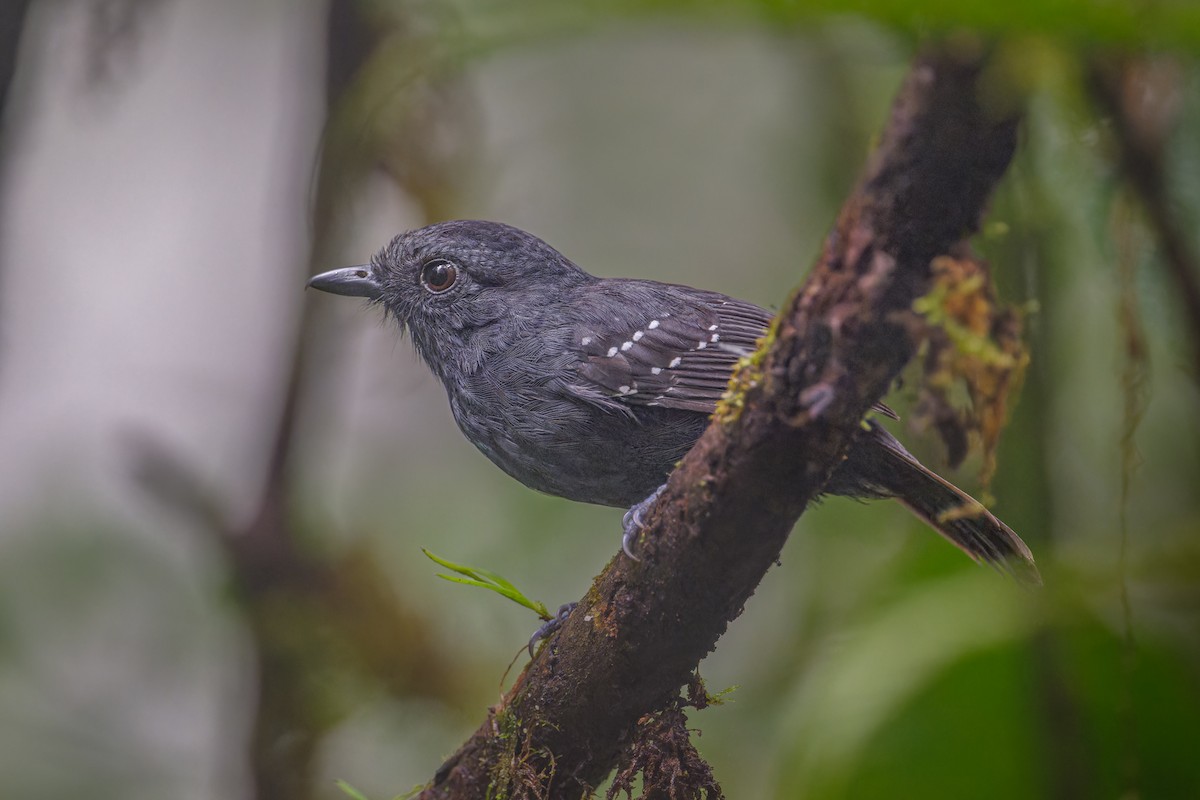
[1,1,1198,798]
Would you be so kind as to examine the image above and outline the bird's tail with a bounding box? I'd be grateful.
[837,423,1041,585]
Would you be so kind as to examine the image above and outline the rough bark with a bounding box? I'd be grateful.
[421,45,1020,799]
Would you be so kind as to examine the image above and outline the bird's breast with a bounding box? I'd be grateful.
[443,365,705,508]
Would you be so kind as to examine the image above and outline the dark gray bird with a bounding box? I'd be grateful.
[309,220,1037,582]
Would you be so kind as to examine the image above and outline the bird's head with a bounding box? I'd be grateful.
[308,220,591,380]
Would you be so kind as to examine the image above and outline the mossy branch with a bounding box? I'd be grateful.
[419,43,1020,800]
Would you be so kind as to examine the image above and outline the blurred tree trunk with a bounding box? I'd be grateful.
[0,0,33,369]
[0,0,30,117]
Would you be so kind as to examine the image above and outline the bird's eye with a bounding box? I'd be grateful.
[420,259,458,293]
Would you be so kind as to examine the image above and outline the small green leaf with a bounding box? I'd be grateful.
[423,548,551,619]
[335,779,371,800]
[469,566,522,594]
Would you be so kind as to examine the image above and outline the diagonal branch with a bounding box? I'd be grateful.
[421,45,1020,799]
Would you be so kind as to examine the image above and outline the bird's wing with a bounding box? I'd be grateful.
[563,284,898,419]
[566,290,770,414]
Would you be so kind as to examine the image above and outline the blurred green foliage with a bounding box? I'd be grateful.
[455,0,1200,53]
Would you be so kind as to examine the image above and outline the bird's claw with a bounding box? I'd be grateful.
[621,508,642,560]
[621,483,667,560]
[528,602,576,658]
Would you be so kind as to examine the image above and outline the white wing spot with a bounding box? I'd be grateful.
[669,356,682,368]
[618,385,632,394]
[606,346,618,358]
[581,336,592,346]
[650,366,662,375]
[648,320,660,329]
[708,324,718,331]
[696,341,708,350]
[621,341,634,352]
[710,333,720,343]
[632,330,644,342]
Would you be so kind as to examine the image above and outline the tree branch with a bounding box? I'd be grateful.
[421,44,1019,799]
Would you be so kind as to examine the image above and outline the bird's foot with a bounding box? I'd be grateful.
[621,482,667,560]
[527,602,576,658]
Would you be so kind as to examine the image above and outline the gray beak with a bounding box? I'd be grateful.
[306,266,383,300]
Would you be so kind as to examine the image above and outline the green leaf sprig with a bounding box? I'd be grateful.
[422,548,551,619]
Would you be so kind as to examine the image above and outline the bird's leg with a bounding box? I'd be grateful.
[527,602,576,658]
[622,482,667,559]
[528,484,667,656]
